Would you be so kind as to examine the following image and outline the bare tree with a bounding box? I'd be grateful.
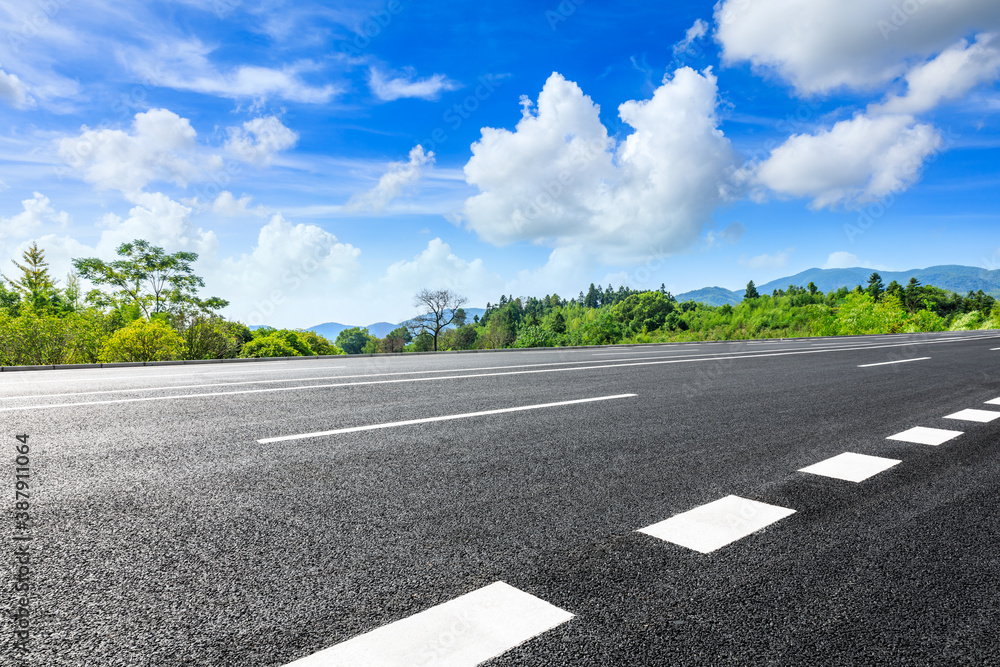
[407,289,468,352]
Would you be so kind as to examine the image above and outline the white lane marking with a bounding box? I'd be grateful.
[857,357,931,368]
[944,408,1000,423]
[258,394,636,443]
[5,333,1000,411]
[638,495,796,554]
[798,452,901,483]
[4,364,346,385]
[887,426,963,446]
[284,581,572,667]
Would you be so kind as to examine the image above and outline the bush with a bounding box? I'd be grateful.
[239,333,301,358]
[513,325,553,348]
[99,318,186,362]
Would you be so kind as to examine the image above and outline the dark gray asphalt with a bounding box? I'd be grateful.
[2,331,1000,666]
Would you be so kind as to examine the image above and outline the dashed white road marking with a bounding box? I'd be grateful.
[887,426,963,446]
[798,452,901,483]
[857,357,931,368]
[638,495,796,554]
[985,397,1000,406]
[944,408,1000,423]
[258,394,637,443]
[283,581,573,667]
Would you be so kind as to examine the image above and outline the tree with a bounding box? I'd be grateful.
[407,289,468,352]
[99,318,187,362]
[379,326,412,353]
[807,282,819,295]
[551,311,567,334]
[73,239,229,317]
[4,242,60,311]
[866,272,885,301]
[744,280,760,300]
[336,326,375,355]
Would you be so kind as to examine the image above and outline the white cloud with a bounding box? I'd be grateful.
[756,113,942,208]
[57,108,223,193]
[504,246,595,299]
[209,191,269,217]
[225,116,298,165]
[823,251,862,269]
[124,39,340,103]
[0,192,70,240]
[873,32,1000,115]
[94,191,219,258]
[674,19,709,55]
[714,0,1000,94]
[740,248,793,271]
[347,145,435,213]
[0,69,34,109]
[368,67,461,101]
[706,221,745,247]
[461,68,740,264]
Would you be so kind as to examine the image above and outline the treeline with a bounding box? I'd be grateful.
[3,238,997,366]
[0,240,344,366]
[345,273,999,354]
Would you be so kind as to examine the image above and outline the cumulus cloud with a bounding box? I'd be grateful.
[740,248,793,271]
[873,32,1000,115]
[460,68,740,263]
[714,0,1000,94]
[225,116,298,165]
[0,192,70,240]
[347,145,435,213]
[57,108,223,193]
[755,113,942,208]
[368,67,461,101]
[0,69,34,109]
[823,251,890,270]
[94,191,219,258]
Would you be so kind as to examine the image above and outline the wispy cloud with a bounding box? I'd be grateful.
[368,67,460,101]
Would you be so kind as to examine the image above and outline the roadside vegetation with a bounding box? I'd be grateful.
[1,239,997,365]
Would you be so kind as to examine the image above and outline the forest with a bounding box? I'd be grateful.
[1,238,997,366]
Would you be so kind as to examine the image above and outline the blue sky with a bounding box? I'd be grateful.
[1,0,999,327]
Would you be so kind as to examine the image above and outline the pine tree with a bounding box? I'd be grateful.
[4,242,58,309]
[744,280,760,300]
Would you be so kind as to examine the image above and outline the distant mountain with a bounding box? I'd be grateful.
[306,308,487,341]
[676,286,742,306]
[757,265,1000,297]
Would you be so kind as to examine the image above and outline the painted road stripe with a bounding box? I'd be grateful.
[258,394,637,443]
[5,334,999,412]
[857,357,931,368]
[887,426,963,446]
[944,408,1000,423]
[799,452,901,483]
[986,397,1000,406]
[638,495,795,554]
[284,581,572,667]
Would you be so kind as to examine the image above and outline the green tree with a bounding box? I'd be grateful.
[866,272,885,301]
[73,239,229,317]
[336,326,375,354]
[744,280,760,300]
[99,318,187,362]
[4,242,61,312]
[380,326,412,353]
[240,333,301,358]
[613,292,676,333]
[550,311,567,334]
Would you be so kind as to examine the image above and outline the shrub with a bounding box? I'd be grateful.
[99,318,186,362]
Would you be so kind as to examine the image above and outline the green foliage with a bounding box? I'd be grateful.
[335,326,376,354]
[239,333,301,358]
[613,292,676,334]
[99,318,187,363]
[180,316,247,360]
[409,331,434,352]
[744,280,760,300]
[73,239,228,317]
[513,325,553,348]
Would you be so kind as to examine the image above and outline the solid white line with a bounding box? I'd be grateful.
[258,394,637,443]
[283,581,573,667]
[4,333,998,411]
[857,357,931,368]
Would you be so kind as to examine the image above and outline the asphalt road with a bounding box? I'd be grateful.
[2,331,1000,666]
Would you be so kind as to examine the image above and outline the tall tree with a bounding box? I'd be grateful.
[744,280,760,300]
[4,242,59,309]
[866,272,885,301]
[407,289,468,352]
[73,239,228,317]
